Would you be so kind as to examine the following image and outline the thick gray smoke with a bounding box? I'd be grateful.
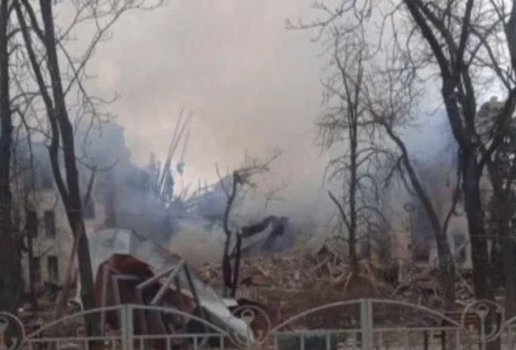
[70,122,315,263]
[394,110,461,242]
[15,107,457,264]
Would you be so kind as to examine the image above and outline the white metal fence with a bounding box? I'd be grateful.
[2,299,516,350]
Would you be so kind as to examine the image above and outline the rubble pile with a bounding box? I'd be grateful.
[196,245,479,324]
[196,248,396,324]
[200,254,340,291]
[17,231,481,341]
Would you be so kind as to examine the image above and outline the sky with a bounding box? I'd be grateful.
[57,0,465,230]
[83,0,330,214]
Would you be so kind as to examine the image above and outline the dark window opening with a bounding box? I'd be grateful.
[26,210,38,238]
[44,210,56,237]
[31,257,41,286]
[47,256,59,283]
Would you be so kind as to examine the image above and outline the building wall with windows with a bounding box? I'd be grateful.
[391,212,472,270]
[390,97,508,271]
[20,188,107,291]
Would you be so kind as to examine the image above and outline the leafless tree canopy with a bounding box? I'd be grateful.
[295,0,516,308]
[216,151,288,297]
[0,0,164,334]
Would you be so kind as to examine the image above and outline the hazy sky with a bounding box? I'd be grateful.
[85,0,330,211]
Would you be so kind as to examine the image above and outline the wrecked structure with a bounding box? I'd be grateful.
[74,228,252,343]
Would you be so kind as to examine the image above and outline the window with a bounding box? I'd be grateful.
[47,256,59,283]
[26,210,38,238]
[31,257,41,286]
[44,210,56,237]
[453,233,467,264]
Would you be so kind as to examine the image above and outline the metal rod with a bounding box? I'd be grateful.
[175,276,185,332]
[359,299,373,350]
[110,275,122,306]
[150,264,182,305]
[184,265,211,347]
[138,262,184,341]
[175,276,182,310]
[100,264,111,336]
[135,289,149,336]
[136,262,183,291]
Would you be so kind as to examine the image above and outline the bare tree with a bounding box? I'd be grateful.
[0,0,22,313]
[320,31,390,277]
[217,151,286,297]
[366,96,459,308]
[9,0,163,337]
[318,25,459,306]
[485,113,516,316]
[398,0,516,320]
[292,0,516,312]
[10,131,41,313]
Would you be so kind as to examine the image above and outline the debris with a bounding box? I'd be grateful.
[195,239,483,325]
[73,228,253,344]
[19,234,485,339]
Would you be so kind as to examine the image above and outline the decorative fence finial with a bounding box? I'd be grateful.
[230,304,272,349]
[0,313,25,350]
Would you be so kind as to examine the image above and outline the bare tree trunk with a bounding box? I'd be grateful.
[380,122,456,308]
[328,191,360,276]
[461,147,499,350]
[348,104,359,276]
[0,0,22,313]
[38,1,99,336]
[222,172,239,297]
[403,0,491,304]
[26,209,38,312]
[487,161,516,317]
[461,145,493,301]
[220,160,282,297]
[500,198,515,317]
[54,170,96,320]
[15,0,99,337]
[230,235,242,298]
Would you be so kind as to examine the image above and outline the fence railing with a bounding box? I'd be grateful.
[1,299,516,350]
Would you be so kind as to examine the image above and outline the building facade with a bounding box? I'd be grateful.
[392,97,510,271]
[17,183,107,292]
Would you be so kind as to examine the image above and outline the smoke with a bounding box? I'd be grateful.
[58,121,320,264]
[13,109,462,266]
[396,110,463,242]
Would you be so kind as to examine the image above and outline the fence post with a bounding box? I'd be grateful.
[121,305,134,350]
[360,299,373,350]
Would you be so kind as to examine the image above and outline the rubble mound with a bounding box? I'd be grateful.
[196,249,394,325]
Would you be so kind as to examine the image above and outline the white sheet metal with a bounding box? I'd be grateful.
[75,228,252,341]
